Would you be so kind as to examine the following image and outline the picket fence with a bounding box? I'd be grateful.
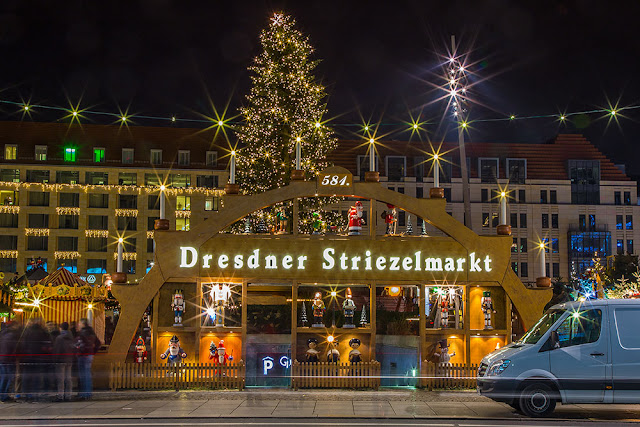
[110,361,245,391]
[291,361,381,389]
[420,362,479,390]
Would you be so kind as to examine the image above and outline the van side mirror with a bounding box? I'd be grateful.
[550,330,560,349]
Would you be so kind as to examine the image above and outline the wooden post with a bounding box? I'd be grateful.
[292,198,299,236]
[419,283,426,382]
[506,297,513,344]
[369,199,377,238]
[241,280,248,359]
[291,280,298,381]
[369,282,376,361]
[152,293,159,363]
[464,285,471,367]
[195,278,201,363]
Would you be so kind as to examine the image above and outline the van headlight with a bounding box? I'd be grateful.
[486,359,511,376]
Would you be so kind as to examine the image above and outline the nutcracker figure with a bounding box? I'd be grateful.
[348,201,365,235]
[327,338,340,363]
[381,204,398,235]
[142,308,151,330]
[311,292,325,327]
[481,291,496,329]
[134,336,147,364]
[312,212,324,234]
[160,335,187,366]
[440,295,450,328]
[306,338,319,362]
[342,288,357,328]
[171,290,185,326]
[211,340,233,366]
[210,283,232,327]
[348,338,362,364]
[276,210,288,233]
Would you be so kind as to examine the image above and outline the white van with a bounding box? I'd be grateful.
[477,299,640,417]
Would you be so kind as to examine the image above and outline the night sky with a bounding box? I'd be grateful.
[1,1,639,174]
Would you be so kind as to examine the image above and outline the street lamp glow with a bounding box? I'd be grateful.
[500,191,506,198]
[327,335,335,343]
[88,303,93,310]
[160,184,165,191]
[118,237,124,244]
[413,123,418,129]
[296,136,301,142]
[72,111,78,117]
[218,120,224,126]
[369,138,374,144]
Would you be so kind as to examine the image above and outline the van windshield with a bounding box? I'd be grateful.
[518,309,565,345]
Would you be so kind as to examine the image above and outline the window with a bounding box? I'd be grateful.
[511,238,518,253]
[88,215,108,230]
[617,215,624,230]
[178,150,190,166]
[615,308,640,349]
[147,217,158,231]
[59,215,79,229]
[56,171,79,184]
[579,214,586,231]
[550,214,558,229]
[27,236,48,251]
[546,263,550,277]
[552,238,559,253]
[196,175,217,188]
[510,213,517,228]
[0,235,17,250]
[520,262,528,277]
[28,192,49,206]
[0,259,17,273]
[511,262,518,274]
[118,172,137,186]
[4,145,17,160]
[520,238,528,253]
[148,195,159,210]
[57,259,78,273]
[413,157,425,182]
[550,190,557,204]
[147,238,154,253]
[167,174,191,188]
[124,260,136,274]
[439,159,452,183]
[357,154,377,178]
[443,188,452,202]
[206,151,218,167]
[626,215,633,230]
[93,148,105,163]
[555,309,602,348]
[145,173,163,186]
[491,213,499,228]
[628,239,634,254]
[617,239,624,255]
[122,148,134,164]
[615,191,622,205]
[416,187,424,199]
[64,147,76,162]
[146,260,154,273]
[552,263,560,278]
[624,191,631,205]
[0,190,17,206]
[543,238,550,253]
[507,159,526,184]
[58,237,78,251]
[0,169,20,182]
[176,218,190,231]
[520,213,527,228]
[35,145,47,161]
[176,195,191,211]
[542,214,549,228]
[569,160,600,204]
[123,238,136,253]
[118,195,137,209]
[540,190,548,204]
[386,156,406,181]
[26,170,50,183]
[0,214,18,228]
[479,158,498,183]
[589,214,596,231]
[117,216,137,231]
[59,193,79,207]
[88,194,109,209]
[150,149,162,165]
[482,213,489,228]
[518,189,526,204]
[205,196,218,211]
[481,189,489,203]
[87,237,107,252]
[86,172,108,185]
[87,259,107,274]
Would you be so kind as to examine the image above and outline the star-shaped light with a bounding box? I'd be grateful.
[271,13,284,26]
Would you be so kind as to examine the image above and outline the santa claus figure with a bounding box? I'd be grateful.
[348,201,365,235]
[160,335,187,366]
[211,340,233,366]
[342,288,356,328]
[311,292,326,327]
[481,291,496,329]
[134,336,147,364]
[171,290,185,326]
[210,283,232,327]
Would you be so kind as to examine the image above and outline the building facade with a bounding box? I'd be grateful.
[0,122,637,284]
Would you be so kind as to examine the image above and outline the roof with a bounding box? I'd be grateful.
[38,267,88,288]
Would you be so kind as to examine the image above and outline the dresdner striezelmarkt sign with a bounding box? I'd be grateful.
[176,235,507,282]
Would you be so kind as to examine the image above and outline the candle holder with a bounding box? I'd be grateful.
[496,224,511,235]
[291,169,305,181]
[429,187,445,199]
[111,272,127,284]
[224,183,240,194]
[536,277,551,287]
[154,219,170,231]
[364,171,379,182]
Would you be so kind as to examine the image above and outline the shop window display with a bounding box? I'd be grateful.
[201,282,241,328]
[425,286,464,329]
[297,285,370,329]
[246,284,291,334]
[376,285,419,335]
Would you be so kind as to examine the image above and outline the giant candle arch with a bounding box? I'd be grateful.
[105,167,550,364]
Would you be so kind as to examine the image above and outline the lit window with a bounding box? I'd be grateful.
[35,145,47,161]
[205,196,218,211]
[176,218,190,231]
[122,148,134,164]
[64,148,77,162]
[206,151,218,167]
[93,148,105,163]
[4,145,17,160]
[150,149,163,166]
[178,150,190,166]
[176,195,191,211]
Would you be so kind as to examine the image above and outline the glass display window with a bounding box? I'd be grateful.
[376,285,419,335]
[297,284,370,329]
[246,283,291,334]
[426,285,464,329]
[201,282,241,328]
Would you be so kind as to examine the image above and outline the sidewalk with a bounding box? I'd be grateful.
[0,390,639,421]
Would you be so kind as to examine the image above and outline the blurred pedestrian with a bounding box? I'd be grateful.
[53,322,75,402]
[0,322,19,402]
[69,321,78,338]
[44,322,60,394]
[19,317,52,402]
[76,318,100,400]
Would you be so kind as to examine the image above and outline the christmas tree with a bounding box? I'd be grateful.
[256,217,269,234]
[421,219,427,236]
[606,272,640,299]
[299,301,308,326]
[243,218,252,234]
[406,214,413,235]
[234,12,340,234]
[359,305,368,326]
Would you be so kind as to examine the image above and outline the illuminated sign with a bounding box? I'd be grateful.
[262,355,292,375]
[318,173,352,188]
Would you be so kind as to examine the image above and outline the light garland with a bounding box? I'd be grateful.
[56,207,81,215]
[175,210,191,218]
[115,209,138,217]
[146,231,154,239]
[25,228,49,236]
[0,181,225,197]
[0,250,18,259]
[54,251,81,260]
[113,252,137,261]
[85,229,109,238]
[0,206,19,214]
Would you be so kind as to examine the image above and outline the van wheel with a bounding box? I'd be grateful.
[518,383,556,417]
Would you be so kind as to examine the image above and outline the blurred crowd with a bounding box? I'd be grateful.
[0,317,101,403]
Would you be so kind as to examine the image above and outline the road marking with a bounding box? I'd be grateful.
[0,423,456,427]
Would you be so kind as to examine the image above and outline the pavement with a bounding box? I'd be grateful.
[0,390,639,422]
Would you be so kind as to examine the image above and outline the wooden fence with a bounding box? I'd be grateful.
[291,361,381,389]
[110,361,245,391]
[420,362,478,390]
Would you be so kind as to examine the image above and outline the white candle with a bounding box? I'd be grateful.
[295,137,301,170]
[159,185,166,220]
[539,242,546,277]
[117,238,124,273]
[230,151,236,184]
[433,154,440,188]
[499,192,507,225]
[369,139,375,172]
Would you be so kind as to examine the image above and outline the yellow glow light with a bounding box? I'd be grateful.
[121,116,127,122]
[539,242,545,249]
[315,122,321,128]
[369,138,374,144]
[433,154,439,161]
[573,311,580,318]
[461,122,467,128]
[389,286,401,297]
[206,307,215,317]
[500,191,506,197]
[118,237,124,244]
[171,116,176,122]
[160,184,165,191]
[33,298,41,307]
[330,291,337,297]
[510,115,515,120]
[231,150,236,156]
[327,335,335,343]
[72,111,78,117]
[560,115,566,121]
[364,125,369,131]
[413,124,418,129]
[23,105,29,111]
[611,110,617,116]
[88,303,93,310]
[218,120,224,126]
[296,136,301,142]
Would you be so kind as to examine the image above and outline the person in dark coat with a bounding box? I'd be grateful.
[19,318,52,401]
[75,319,100,400]
[0,322,19,402]
[53,322,75,401]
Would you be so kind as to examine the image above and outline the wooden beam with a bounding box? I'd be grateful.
[291,281,298,363]
[370,282,376,361]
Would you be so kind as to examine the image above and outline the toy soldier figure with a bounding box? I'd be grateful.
[481,291,496,329]
[171,290,185,326]
[311,292,325,327]
[210,283,231,327]
[134,336,147,364]
[342,288,357,328]
[276,209,288,233]
[160,335,187,366]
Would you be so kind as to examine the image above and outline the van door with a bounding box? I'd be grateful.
[611,305,640,403]
[549,307,609,403]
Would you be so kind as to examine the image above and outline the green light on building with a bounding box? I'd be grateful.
[93,148,105,163]
[64,147,76,162]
